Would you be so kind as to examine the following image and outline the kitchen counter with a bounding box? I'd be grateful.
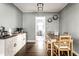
[0,32,25,39]
[0,35,16,39]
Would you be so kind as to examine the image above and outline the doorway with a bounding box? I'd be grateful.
[35,16,45,48]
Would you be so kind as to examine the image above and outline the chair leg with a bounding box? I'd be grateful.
[71,47,73,56]
[55,49,57,56]
[47,42,48,51]
[67,51,69,56]
[71,50,73,56]
[61,51,63,55]
[51,43,52,56]
[56,49,57,55]
[58,50,60,56]
[71,40,73,56]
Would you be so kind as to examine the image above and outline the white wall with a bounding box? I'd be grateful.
[59,3,79,54]
[23,12,59,41]
[0,3,23,32]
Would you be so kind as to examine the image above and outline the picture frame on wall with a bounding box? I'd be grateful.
[47,18,52,23]
[53,15,59,20]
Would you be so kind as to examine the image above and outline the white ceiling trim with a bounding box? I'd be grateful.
[14,3,67,12]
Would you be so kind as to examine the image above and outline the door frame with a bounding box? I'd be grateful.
[35,16,45,41]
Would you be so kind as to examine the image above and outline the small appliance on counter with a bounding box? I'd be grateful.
[15,28,24,33]
[8,28,12,36]
[0,26,9,38]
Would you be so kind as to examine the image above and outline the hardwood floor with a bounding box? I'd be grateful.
[15,41,76,56]
[15,42,48,56]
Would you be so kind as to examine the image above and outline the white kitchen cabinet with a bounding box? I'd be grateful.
[0,33,26,56]
[15,33,26,53]
[21,33,26,47]
[0,40,5,56]
[5,37,16,56]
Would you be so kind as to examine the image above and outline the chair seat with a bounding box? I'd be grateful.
[54,43,70,50]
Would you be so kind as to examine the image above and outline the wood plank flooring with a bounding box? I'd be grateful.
[15,42,76,56]
[15,42,47,56]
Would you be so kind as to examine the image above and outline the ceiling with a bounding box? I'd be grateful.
[14,3,67,12]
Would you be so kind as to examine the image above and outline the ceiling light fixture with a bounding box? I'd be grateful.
[37,3,44,12]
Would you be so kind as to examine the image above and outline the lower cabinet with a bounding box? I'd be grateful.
[5,37,16,56]
[5,33,26,56]
[15,33,26,54]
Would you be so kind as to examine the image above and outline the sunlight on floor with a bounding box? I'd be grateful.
[36,36,45,49]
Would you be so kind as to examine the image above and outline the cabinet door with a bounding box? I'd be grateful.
[22,33,26,46]
[12,37,17,55]
[0,40,5,56]
[5,33,26,56]
[19,33,26,48]
[5,38,14,56]
[15,34,22,53]
[15,33,26,53]
[5,37,17,56]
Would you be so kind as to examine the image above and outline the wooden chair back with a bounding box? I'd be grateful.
[58,35,71,49]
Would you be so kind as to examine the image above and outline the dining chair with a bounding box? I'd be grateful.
[53,35,72,56]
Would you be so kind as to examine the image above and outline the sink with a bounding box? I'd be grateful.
[0,34,16,39]
[0,35,10,39]
[0,33,19,39]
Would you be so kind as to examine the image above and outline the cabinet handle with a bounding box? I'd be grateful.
[23,38,25,40]
[14,43,17,47]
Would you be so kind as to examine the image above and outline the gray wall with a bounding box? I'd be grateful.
[59,3,79,54]
[23,12,59,41]
[0,3,23,32]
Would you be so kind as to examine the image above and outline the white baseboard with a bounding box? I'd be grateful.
[27,40,36,42]
[73,50,79,56]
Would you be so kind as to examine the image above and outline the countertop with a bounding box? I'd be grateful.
[0,32,26,39]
